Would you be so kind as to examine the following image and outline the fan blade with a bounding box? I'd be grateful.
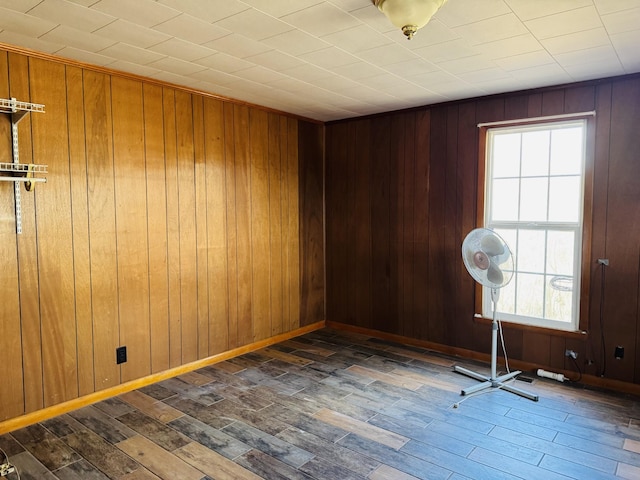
[492,251,511,265]
[481,234,505,257]
[487,263,504,285]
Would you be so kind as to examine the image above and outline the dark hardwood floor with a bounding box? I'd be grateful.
[2,328,640,479]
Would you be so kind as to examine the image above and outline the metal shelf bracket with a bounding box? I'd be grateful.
[0,97,47,234]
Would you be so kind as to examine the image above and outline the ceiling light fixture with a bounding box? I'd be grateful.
[372,0,449,40]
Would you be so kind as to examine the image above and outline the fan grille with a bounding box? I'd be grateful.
[462,228,514,289]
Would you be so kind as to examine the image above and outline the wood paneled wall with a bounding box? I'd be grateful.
[326,75,640,385]
[0,49,324,422]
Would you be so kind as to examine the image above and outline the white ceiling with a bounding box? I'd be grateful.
[0,0,639,122]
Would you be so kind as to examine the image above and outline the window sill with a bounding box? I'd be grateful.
[473,314,587,339]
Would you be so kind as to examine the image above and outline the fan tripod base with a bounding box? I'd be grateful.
[454,365,539,401]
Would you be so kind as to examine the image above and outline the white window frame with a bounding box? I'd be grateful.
[483,119,588,332]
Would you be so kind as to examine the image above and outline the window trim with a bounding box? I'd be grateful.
[476,114,595,333]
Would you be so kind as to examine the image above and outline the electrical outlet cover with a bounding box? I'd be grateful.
[116,346,127,364]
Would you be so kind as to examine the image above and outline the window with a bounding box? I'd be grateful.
[483,119,588,331]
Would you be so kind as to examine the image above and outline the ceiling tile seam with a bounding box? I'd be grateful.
[238,1,324,21]
[505,9,580,90]
[505,3,598,23]
[9,24,66,54]
[578,28,625,74]
[402,67,484,96]
[446,11,521,31]
[91,43,167,66]
[145,12,236,44]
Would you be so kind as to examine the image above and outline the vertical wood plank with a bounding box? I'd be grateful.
[30,58,77,405]
[415,109,432,341]
[389,113,405,335]
[325,121,348,326]
[354,119,371,329]
[504,95,529,120]
[345,122,357,326]
[224,103,239,349]
[564,86,595,113]
[454,102,477,350]
[66,65,94,396]
[111,76,151,382]
[279,116,291,331]
[541,90,565,116]
[84,70,119,391]
[163,88,182,368]
[298,121,324,326]
[0,50,24,421]
[175,91,198,363]
[443,105,460,346]
[249,109,271,341]
[549,336,566,370]
[9,52,43,412]
[268,113,284,335]
[479,100,504,127]
[204,98,229,355]
[402,113,416,338]
[287,118,300,331]
[425,108,448,343]
[523,332,551,367]
[502,327,523,363]
[234,104,253,346]
[143,83,170,374]
[192,95,209,359]
[370,116,391,332]
[527,93,542,117]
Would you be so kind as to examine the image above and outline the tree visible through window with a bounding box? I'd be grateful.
[483,120,587,331]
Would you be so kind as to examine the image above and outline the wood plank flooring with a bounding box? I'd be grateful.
[2,328,640,479]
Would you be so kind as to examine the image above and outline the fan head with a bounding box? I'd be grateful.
[462,228,514,289]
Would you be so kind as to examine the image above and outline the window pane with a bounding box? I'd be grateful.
[492,133,521,178]
[546,230,574,275]
[492,178,519,221]
[550,127,583,175]
[494,228,517,256]
[519,177,548,221]
[548,176,580,222]
[515,273,544,318]
[521,130,549,177]
[498,280,516,315]
[517,229,545,273]
[546,275,573,322]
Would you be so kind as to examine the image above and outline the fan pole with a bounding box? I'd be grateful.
[454,288,538,401]
[490,289,498,381]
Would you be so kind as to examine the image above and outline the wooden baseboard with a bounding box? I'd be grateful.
[326,321,640,397]
[0,321,325,435]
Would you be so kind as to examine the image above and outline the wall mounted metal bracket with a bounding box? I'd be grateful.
[0,97,47,234]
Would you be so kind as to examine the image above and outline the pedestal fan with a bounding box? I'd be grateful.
[454,228,538,401]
